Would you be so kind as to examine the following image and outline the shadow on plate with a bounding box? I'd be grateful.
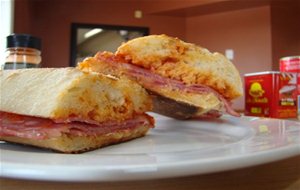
[0,141,54,154]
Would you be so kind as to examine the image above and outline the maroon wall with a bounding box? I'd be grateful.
[14,0,186,67]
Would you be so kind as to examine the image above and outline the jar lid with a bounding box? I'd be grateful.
[6,34,41,50]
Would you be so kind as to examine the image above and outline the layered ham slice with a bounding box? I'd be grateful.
[0,112,154,140]
[94,54,240,117]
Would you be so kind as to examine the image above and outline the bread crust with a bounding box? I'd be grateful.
[116,34,243,100]
[0,124,150,153]
[0,68,152,123]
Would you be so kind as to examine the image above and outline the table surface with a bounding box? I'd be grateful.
[1,155,299,190]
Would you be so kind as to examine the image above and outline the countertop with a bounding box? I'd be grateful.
[1,155,300,190]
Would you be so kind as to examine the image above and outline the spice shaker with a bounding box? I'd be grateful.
[3,34,42,70]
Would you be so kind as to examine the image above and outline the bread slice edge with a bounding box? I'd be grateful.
[0,124,150,153]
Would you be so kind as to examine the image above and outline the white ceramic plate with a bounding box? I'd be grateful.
[1,113,300,182]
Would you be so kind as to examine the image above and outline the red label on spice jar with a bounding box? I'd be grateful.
[245,71,297,118]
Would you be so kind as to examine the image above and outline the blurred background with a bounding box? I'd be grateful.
[1,0,300,111]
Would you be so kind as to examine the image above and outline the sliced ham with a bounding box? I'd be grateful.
[0,112,154,140]
[96,54,240,117]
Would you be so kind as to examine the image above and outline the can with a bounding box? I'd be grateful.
[280,56,300,71]
[280,56,300,119]
[244,71,297,118]
[298,95,300,120]
[280,56,300,94]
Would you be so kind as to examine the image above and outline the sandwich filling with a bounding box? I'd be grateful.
[0,111,154,140]
[79,52,240,117]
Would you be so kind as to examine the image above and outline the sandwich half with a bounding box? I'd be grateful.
[78,34,243,119]
[0,68,154,153]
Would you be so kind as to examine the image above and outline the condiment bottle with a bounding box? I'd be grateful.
[3,34,42,70]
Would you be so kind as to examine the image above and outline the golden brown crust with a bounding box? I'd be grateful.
[0,124,150,153]
[0,68,152,123]
[115,34,243,100]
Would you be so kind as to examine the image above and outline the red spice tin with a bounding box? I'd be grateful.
[280,56,300,119]
[244,71,297,118]
[280,56,300,94]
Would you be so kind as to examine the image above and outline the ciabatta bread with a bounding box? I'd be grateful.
[78,35,242,119]
[78,55,223,117]
[0,68,151,123]
[116,34,243,100]
[0,68,154,153]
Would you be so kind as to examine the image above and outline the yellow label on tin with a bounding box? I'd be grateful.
[251,107,262,114]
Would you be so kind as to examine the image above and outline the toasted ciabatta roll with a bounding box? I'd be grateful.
[0,68,154,153]
[78,34,243,119]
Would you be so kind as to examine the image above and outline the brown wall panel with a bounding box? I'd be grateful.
[270,0,300,70]
[14,0,33,34]
[14,0,186,67]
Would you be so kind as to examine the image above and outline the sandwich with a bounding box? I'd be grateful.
[0,68,154,153]
[78,34,243,119]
